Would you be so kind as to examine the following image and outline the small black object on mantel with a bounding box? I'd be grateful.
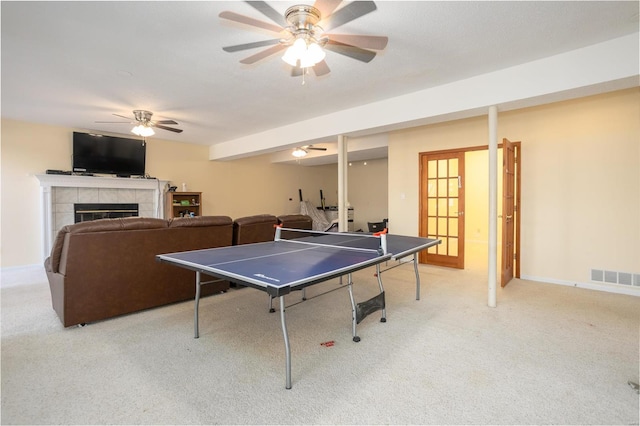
[46,169,72,175]
[168,186,177,192]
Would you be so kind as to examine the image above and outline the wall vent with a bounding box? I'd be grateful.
[591,269,639,286]
[604,270,618,283]
[618,272,632,286]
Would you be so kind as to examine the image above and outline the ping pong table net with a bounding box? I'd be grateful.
[275,226,388,255]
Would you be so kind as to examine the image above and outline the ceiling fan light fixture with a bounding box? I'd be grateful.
[282,37,325,68]
[292,148,307,158]
[131,125,154,137]
[300,42,325,68]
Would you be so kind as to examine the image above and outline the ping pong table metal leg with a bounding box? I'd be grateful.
[348,266,387,343]
[269,289,305,314]
[413,255,421,301]
[194,271,201,339]
[376,263,387,322]
[279,295,292,389]
[346,273,360,342]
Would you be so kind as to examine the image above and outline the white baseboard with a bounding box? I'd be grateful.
[1,264,46,288]
[521,274,640,297]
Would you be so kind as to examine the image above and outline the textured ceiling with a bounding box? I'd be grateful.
[2,1,638,151]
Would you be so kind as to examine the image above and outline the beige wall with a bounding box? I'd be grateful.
[388,88,640,286]
[464,149,503,269]
[0,119,338,267]
[3,87,639,288]
[347,158,388,231]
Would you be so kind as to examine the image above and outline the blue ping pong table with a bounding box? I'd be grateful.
[156,228,440,389]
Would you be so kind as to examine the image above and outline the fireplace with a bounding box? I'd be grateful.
[36,174,169,261]
[74,203,139,223]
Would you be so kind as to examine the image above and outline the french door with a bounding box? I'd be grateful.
[419,142,521,276]
[419,151,465,268]
[501,138,519,287]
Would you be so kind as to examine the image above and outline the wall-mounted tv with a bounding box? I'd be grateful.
[73,132,146,176]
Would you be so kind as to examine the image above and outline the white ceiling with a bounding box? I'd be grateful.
[2,1,639,164]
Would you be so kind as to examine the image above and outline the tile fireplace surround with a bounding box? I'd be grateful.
[36,174,169,260]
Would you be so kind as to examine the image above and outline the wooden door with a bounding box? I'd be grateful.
[419,151,465,269]
[501,138,516,287]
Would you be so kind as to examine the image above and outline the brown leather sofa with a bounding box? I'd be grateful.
[45,216,233,327]
[277,214,313,239]
[232,214,278,245]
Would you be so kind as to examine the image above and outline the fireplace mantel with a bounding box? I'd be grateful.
[36,174,168,190]
[36,174,169,260]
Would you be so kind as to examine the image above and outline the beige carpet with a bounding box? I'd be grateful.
[1,263,639,425]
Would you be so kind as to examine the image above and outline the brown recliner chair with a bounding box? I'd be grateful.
[232,214,278,245]
[277,214,313,239]
[231,214,278,289]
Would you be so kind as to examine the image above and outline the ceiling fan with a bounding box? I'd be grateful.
[96,110,183,137]
[219,0,388,77]
[292,145,327,157]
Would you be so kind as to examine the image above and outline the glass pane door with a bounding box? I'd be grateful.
[420,151,465,268]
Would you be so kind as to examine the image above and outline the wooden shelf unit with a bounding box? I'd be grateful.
[166,191,202,218]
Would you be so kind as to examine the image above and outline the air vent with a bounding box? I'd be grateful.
[618,272,632,286]
[591,269,639,286]
[604,270,618,284]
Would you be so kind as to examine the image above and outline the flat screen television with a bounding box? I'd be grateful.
[73,132,146,176]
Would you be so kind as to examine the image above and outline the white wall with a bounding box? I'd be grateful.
[388,88,640,290]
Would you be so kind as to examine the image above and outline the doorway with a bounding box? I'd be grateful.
[419,142,520,281]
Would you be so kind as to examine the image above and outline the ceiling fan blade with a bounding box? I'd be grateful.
[155,120,178,125]
[323,1,377,32]
[223,38,281,53]
[327,34,388,50]
[239,43,286,64]
[291,66,304,77]
[113,113,133,120]
[245,1,287,27]
[153,124,183,133]
[313,0,343,19]
[313,60,331,76]
[219,10,283,33]
[325,40,376,63]
[307,147,327,151]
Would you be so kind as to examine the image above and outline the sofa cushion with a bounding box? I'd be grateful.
[47,217,168,273]
[277,214,313,240]
[66,217,168,234]
[169,215,232,228]
[233,214,277,245]
[277,214,313,229]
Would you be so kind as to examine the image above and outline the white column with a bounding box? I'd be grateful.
[488,106,498,308]
[41,185,53,260]
[337,135,348,232]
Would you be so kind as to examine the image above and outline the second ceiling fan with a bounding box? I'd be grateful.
[292,145,327,157]
[220,0,388,77]
[97,110,183,137]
